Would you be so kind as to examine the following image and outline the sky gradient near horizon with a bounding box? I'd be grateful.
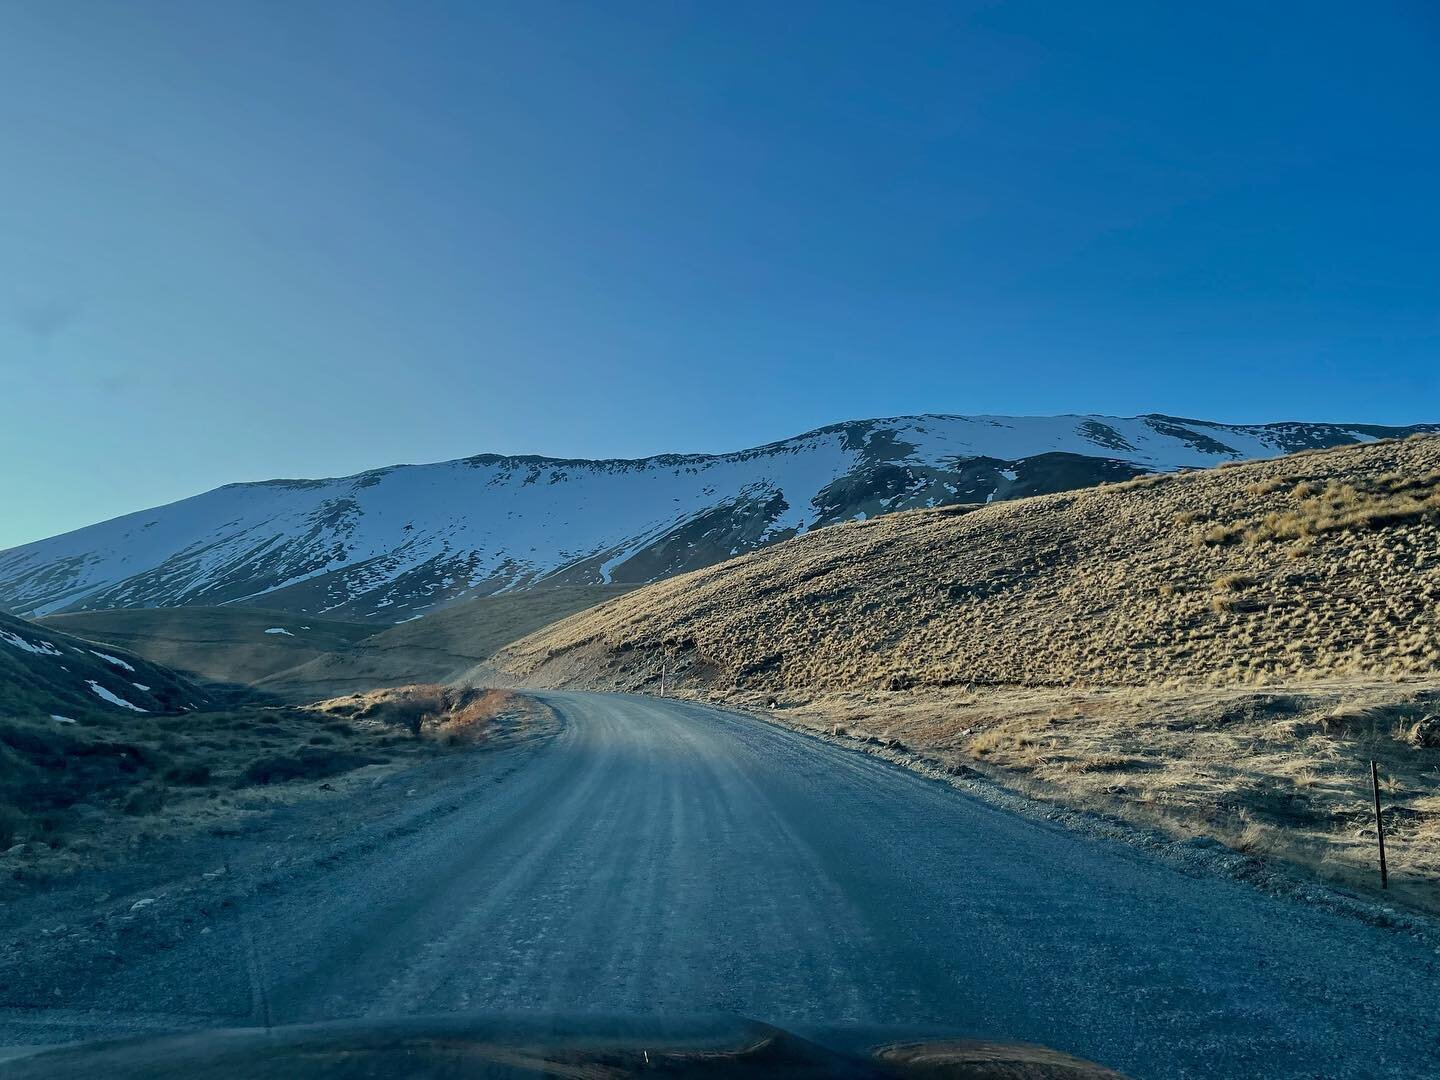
[2,1,1437,549]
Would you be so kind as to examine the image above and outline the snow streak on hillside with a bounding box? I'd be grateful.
[0,413,1430,620]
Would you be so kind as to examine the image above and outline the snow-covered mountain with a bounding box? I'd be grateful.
[1,413,1433,621]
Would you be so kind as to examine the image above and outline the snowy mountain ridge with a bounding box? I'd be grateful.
[1,412,1433,621]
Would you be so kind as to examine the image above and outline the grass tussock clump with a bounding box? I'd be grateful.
[1226,472,1440,546]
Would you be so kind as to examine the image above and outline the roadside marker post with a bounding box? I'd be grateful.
[1370,759,1388,890]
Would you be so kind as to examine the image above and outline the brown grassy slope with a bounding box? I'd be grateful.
[498,436,1440,693]
[260,584,634,701]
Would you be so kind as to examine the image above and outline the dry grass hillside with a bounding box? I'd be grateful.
[498,436,1440,910]
[500,435,1440,692]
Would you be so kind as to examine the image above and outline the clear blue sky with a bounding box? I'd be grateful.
[1,1,1436,548]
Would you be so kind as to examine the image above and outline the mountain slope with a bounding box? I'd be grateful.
[2,413,1432,621]
[0,610,210,719]
[36,608,379,688]
[256,584,633,701]
[492,436,1440,915]
[495,435,1440,692]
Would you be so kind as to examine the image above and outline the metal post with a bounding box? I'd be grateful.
[659,662,666,697]
[1370,760,1388,889]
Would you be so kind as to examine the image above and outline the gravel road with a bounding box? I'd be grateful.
[3,691,1438,1078]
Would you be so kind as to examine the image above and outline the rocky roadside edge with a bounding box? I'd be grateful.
[699,694,1440,951]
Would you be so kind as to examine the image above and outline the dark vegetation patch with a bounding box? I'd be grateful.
[1,687,532,892]
[240,748,386,786]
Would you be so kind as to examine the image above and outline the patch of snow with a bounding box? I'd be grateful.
[263,627,294,636]
[0,629,62,656]
[50,715,77,724]
[999,468,1019,481]
[132,682,152,692]
[86,680,148,712]
[90,650,136,672]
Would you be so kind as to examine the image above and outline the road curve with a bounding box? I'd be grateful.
[4,691,1439,1078]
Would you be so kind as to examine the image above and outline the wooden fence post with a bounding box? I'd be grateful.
[1370,759,1388,890]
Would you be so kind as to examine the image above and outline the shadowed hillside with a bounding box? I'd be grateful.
[260,584,634,701]
[38,607,378,688]
[1,610,210,720]
[0,605,548,892]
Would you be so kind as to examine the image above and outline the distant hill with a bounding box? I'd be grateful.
[496,435,1440,693]
[4,413,1432,621]
[258,584,632,701]
[31,589,631,704]
[38,608,378,688]
[0,610,210,720]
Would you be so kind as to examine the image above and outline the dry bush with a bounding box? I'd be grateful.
[1200,524,1243,547]
[311,684,517,742]
[1244,472,1440,543]
[424,689,517,745]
